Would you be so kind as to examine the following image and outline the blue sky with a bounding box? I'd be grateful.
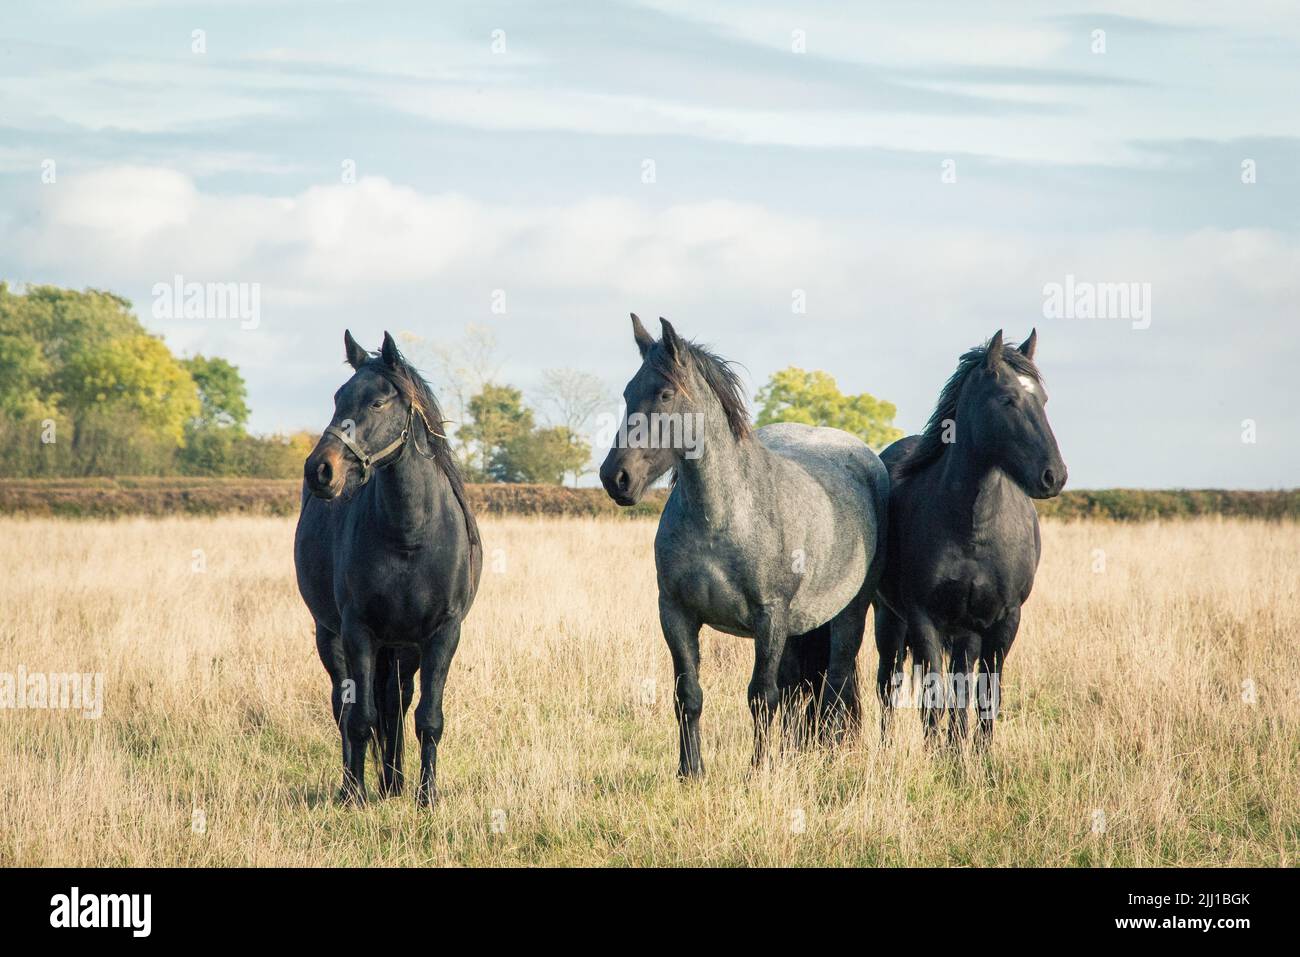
[1,0,1297,487]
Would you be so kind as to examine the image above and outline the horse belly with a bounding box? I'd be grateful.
[787,548,867,634]
[777,477,875,633]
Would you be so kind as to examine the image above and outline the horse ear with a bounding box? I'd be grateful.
[631,313,654,358]
[344,329,368,370]
[1018,328,1037,360]
[659,317,684,364]
[985,329,1004,369]
[380,331,400,367]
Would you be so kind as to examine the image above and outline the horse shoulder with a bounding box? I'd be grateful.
[655,517,754,635]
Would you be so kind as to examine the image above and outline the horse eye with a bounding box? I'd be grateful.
[371,398,387,409]
[999,394,1016,406]
[660,390,675,402]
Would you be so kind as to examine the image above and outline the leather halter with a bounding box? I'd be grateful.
[323,404,417,485]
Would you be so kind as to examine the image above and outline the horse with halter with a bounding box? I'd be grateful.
[295,330,481,805]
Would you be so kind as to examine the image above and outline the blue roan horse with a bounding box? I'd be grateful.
[295,331,481,805]
[875,330,1065,745]
[601,315,890,774]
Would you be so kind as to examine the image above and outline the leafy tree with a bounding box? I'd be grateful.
[494,425,591,485]
[755,367,903,450]
[459,383,533,481]
[540,426,593,485]
[0,283,139,357]
[460,383,592,484]
[182,355,250,430]
[61,333,199,447]
[0,331,51,418]
[0,284,267,477]
[179,427,317,478]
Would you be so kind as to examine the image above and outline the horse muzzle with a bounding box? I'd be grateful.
[304,443,348,500]
[600,458,644,506]
[1035,463,1068,499]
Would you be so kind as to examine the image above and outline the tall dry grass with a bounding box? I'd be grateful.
[0,516,1295,866]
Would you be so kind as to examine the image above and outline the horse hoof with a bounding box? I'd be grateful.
[416,785,438,808]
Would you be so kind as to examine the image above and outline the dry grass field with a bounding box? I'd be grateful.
[0,515,1296,867]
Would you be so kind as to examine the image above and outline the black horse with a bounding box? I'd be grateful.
[294,330,481,805]
[875,330,1065,746]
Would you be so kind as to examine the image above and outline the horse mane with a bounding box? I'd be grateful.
[895,336,1043,481]
[361,348,482,556]
[646,338,752,442]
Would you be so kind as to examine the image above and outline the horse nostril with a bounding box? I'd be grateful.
[615,469,630,493]
[316,460,333,487]
[1042,468,1056,490]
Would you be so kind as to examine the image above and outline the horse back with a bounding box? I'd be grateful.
[758,423,889,507]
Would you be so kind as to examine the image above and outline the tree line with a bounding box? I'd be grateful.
[0,284,314,478]
[0,284,902,481]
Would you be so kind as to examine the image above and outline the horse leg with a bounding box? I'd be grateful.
[948,632,980,747]
[396,650,417,788]
[340,615,378,805]
[977,608,1019,748]
[378,649,417,798]
[748,608,788,769]
[776,636,807,750]
[779,626,827,749]
[314,623,353,800]
[909,614,944,744]
[822,594,869,744]
[415,621,461,807]
[660,600,704,777]
[374,649,395,796]
[873,603,907,742]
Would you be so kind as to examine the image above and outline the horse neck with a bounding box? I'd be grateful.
[935,419,1014,536]
[368,435,449,538]
[673,395,753,525]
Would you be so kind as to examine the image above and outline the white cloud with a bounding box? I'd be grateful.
[10,166,1299,326]
[7,167,838,297]
[5,164,1298,485]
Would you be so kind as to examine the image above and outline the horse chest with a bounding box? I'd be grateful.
[658,539,757,636]
[924,543,1030,631]
[343,548,450,642]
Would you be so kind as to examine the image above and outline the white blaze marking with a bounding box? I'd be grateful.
[1018,375,1036,394]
